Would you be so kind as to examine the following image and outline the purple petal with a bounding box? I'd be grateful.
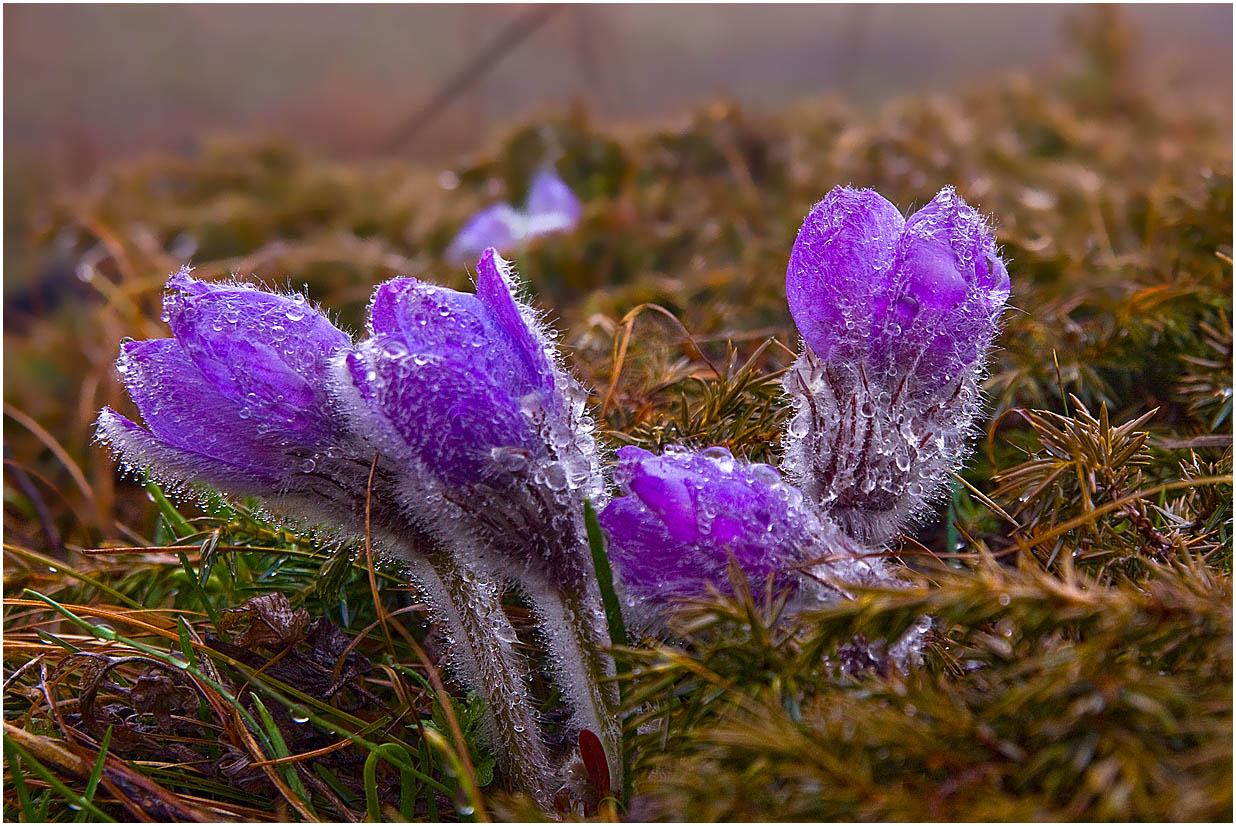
[367,277,535,398]
[162,270,349,437]
[446,202,524,261]
[349,338,538,486]
[524,168,581,235]
[95,406,277,490]
[114,338,285,480]
[787,188,905,361]
[873,187,1008,383]
[621,447,700,543]
[474,249,557,395]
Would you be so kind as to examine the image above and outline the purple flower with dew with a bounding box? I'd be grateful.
[96,268,353,505]
[338,247,620,788]
[446,167,582,262]
[782,186,1010,544]
[95,267,559,806]
[600,445,887,628]
[341,248,603,577]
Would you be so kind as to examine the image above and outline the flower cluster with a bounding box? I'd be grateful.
[98,184,1007,808]
[99,253,611,807]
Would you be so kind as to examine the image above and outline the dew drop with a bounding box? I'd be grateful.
[750,464,781,486]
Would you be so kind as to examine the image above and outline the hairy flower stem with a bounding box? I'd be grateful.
[522,574,622,792]
[408,551,554,809]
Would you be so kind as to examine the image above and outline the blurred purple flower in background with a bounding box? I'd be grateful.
[446,167,582,262]
[782,186,1010,544]
[600,444,887,628]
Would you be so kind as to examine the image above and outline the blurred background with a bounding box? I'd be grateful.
[5,4,1231,174]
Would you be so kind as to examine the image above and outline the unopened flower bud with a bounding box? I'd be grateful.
[782,186,1010,543]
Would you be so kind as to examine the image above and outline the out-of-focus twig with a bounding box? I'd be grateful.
[378,4,564,153]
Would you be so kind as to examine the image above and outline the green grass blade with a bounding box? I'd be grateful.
[419,737,439,821]
[144,479,194,538]
[584,498,632,804]
[73,725,112,823]
[2,737,115,822]
[175,617,198,669]
[250,695,320,820]
[4,739,36,822]
[361,744,415,821]
[946,477,963,556]
[584,499,628,655]
[176,551,221,631]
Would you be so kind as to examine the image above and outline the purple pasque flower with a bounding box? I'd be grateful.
[96,268,357,508]
[524,165,582,230]
[340,248,621,785]
[787,186,1009,390]
[341,247,603,582]
[446,167,582,262]
[599,445,885,627]
[782,186,1010,544]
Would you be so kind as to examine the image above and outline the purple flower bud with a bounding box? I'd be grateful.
[446,203,524,263]
[341,248,619,777]
[446,167,581,262]
[600,445,885,627]
[788,186,1009,391]
[342,248,603,582]
[96,268,353,500]
[782,187,1010,544]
